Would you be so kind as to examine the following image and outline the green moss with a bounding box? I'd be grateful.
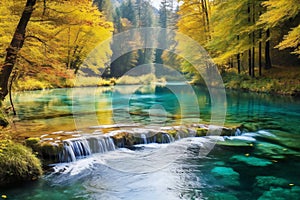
[25,138,63,164]
[25,137,41,148]
[166,130,178,138]
[196,128,208,137]
[0,139,42,187]
[38,142,63,159]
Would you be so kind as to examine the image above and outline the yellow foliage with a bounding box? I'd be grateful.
[258,0,300,28]
[0,0,113,89]
[276,25,300,56]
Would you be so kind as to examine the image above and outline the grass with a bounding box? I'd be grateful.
[15,78,52,91]
[116,74,166,85]
[222,66,300,96]
[8,65,300,96]
[0,134,42,187]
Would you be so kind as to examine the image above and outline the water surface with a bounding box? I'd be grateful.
[2,85,300,199]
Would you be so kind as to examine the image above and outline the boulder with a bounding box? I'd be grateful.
[0,139,42,187]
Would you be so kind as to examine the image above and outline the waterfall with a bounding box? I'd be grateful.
[140,134,148,144]
[235,128,242,136]
[59,136,116,163]
[162,133,174,143]
[55,129,176,163]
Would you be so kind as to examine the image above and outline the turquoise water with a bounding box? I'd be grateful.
[1,85,300,199]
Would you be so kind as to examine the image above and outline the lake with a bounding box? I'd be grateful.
[1,84,300,199]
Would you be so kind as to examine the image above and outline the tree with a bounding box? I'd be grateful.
[109,1,139,77]
[176,0,213,82]
[93,0,113,20]
[0,0,113,95]
[258,0,300,57]
[135,0,155,66]
[0,0,37,100]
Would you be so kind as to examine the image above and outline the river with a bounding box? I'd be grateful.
[1,84,300,199]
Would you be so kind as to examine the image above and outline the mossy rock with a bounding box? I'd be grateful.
[25,138,63,163]
[196,128,208,137]
[111,132,135,148]
[25,137,41,148]
[166,129,178,138]
[38,142,63,159]
[0,139,42,187]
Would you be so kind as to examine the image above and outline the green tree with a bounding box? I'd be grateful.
[109,2,139,77]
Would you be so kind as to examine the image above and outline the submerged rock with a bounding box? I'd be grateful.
[216,135,256,148]
[258,186,300,200]
[254,142,299,160]
[209,193,239,200]
[254,176,290,191]
[230,155,272,167]
[211,166,240,187]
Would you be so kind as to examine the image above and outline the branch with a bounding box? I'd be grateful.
[47,7,76,14]
[18,54,36,66]
[43,0,46,16]
[25,35,47,45]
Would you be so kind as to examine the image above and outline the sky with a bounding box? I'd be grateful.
[152,0,162,9]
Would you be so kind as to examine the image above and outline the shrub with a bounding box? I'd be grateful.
[15,78,51,91]
[0,139,42,187]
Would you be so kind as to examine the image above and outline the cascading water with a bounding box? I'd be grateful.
[140,134,147,144]
[57,131,175,163]
[162,133,174,143]
[59,136,116,162]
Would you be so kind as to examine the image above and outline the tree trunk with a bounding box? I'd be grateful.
[259,29,262,76]
[251,0,255,78]
[248,3,252,76]
[237,35,241,74]
[265,28,272,69]
[237,53,241,74]
[201,0,210,39]
[0,0,37,100]
[252,45,255,78]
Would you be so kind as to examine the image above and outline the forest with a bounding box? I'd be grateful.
[0,0,299,99]
[0,0,300,199]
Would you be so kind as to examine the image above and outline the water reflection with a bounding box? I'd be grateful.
[6,85,300,138]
